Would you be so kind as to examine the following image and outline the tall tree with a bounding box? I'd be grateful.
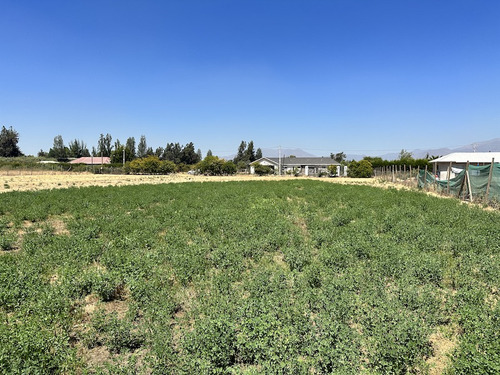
[125,137,136,159]
[164,142,182,164]
[255,148,262,159]
[155,147,165,159]
[206,149,213,157]
[245,140,256,162]
[137,135,147,158]
[180,142,200,164]
[111,145,133,163]
[97,133,113,157]
[68,139,90,158]
[399,149,413,160]
[331,152,346,163]
[197,148,202,161]
[234,141,247,164]
[0,126,22,157]
[48,135,67,159]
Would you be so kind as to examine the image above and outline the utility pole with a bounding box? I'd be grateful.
[123,149,125,166]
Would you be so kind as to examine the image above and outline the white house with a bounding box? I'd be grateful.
[251,157,340,176]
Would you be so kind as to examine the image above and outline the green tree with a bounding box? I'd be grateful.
[206,149,213,157]
[399,149,413,160]
[48,135,68,159]
[165,143,182,164]
[233,141,247,164]
[97,133,113,157]
[331,152,346,163]
[348,160,373,178]
[155,147,165,159]
[125,137,136,159]
[327,164,338,176]
[0,126,23,157]
[137,135,147,158]
[197,156,225,175]
[255,148,262,159]
[221,161,237,175]
[181,142,200,164]
[253,162,273,175]
[245,141,256,162]
[68,139,90,158]
[110,146,133,163]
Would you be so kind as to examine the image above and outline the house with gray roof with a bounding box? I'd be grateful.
[250,157,340,176]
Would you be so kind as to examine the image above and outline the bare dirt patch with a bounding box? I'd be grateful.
[426,326,458,375]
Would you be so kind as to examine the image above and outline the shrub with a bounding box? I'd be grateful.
[327,164,338,177]
[347,160,373,178]
[253,162,273,175]
[221,161,237,175]
[196,156,225,175]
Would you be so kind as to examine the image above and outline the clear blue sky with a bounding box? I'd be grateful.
[2,0,499,157]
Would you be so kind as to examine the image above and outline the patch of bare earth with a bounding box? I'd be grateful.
[73,287,145,371]
[426,326,458,375]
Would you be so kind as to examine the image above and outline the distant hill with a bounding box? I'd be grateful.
[378,138,500,160]
[261,148,316,158]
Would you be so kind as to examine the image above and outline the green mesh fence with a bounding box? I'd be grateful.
[417,163,500,201]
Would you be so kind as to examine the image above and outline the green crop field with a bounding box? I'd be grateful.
[0,181,499,374]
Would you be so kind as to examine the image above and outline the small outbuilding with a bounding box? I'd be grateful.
[430,152,500,179]
[251,157,340,176]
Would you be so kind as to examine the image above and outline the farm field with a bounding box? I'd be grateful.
[0,171,388,193]
[0,181,499,374]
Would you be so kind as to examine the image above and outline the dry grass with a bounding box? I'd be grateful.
[0,171,404,194]
[426,326,459,375]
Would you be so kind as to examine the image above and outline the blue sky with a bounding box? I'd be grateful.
[1,0,499,157]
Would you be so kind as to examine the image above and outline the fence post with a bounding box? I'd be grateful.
[424,165,428,189]
[485,158,494,201]
[458,161,468,199]
[466,161,473,202]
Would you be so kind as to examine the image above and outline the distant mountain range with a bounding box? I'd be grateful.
[377,138,500,161]
[261,148,316,158]
[224,138,500,162]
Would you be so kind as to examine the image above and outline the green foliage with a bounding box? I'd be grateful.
[0,181,499,373]
[48,135,68,159]
[221,161,237,175]
[253,162,273,175]
[348,159,373,178]
[126,156,175,174]
[110,145,133,164]
[0,126,23,157]
[327,164,338,176]
[196,156,235,175]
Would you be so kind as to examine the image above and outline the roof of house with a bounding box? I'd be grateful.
[69,157,111,165]
[430,152,500,164]
[255,157,340,166]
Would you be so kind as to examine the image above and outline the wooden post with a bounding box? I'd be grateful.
[424,165,427,189]
[466,162,473,202]
[458,161,469,198]
[485,158,495,201]
[417,166,420,187]
[392,165,395,183]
